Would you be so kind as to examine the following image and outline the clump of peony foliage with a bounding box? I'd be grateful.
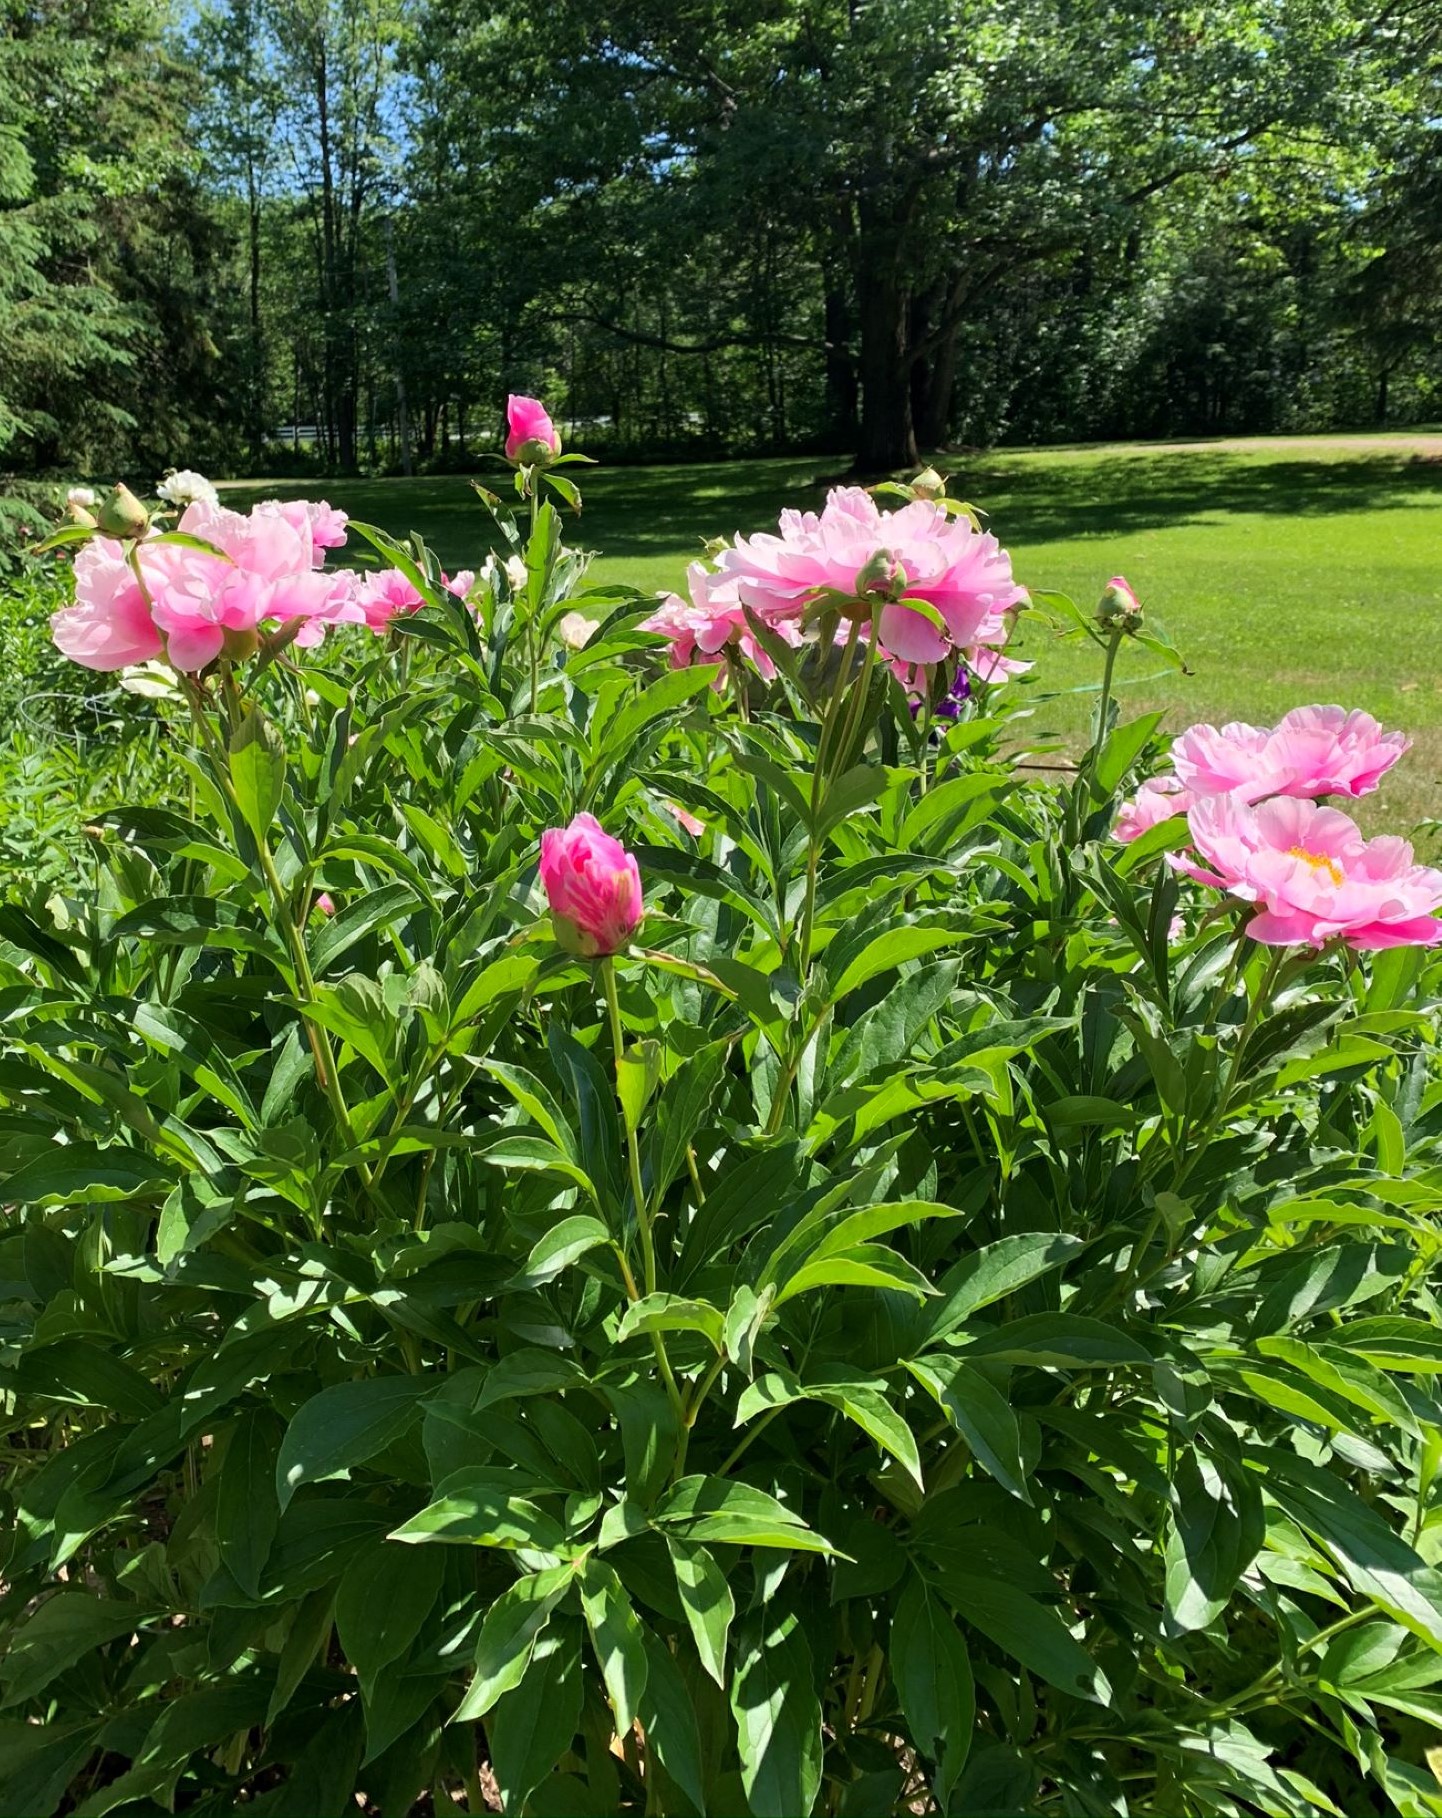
[4,402,1442,1817]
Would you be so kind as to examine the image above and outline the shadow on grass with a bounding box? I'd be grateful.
[952,452,1442,545]
[226,447,1442,567]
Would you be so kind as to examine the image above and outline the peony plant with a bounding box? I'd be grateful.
[1,435,1441,1818]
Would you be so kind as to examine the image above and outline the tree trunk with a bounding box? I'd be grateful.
[852,197,918,473]
[1376,365,1390,426]
[854,265,918,472]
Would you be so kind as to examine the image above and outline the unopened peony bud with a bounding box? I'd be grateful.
[314,892,336,917]
[558,611,595,649]
[65,487,97,527]
[505,555,529,592]
[1096,575,1143,631]
[854,547,904,601]
[95,484,150,540]
[505,395,562,466]
[220,625,261,663]
[539,813,642,958]
[910,467,947,501]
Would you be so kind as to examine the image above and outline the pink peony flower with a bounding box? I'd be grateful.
[640,563,801,683]
[51,495,363,672]
[51,540,165,669]
[539,813,643,957]
[1114,776,1195,844]
[1172,707,1408,806]
[355,567,475,631]
[719,486,1025,667]
[314,892,336,917]
[268,498,349,564]
[1174,795,1442,950]
[666,801,705,837]
[505,395,561,464]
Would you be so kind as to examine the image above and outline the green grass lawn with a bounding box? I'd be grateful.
[224,433,1442,829]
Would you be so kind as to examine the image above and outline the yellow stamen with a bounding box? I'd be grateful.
[1287,845,1344,887]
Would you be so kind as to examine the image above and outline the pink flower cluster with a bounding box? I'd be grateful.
[49,493,476,674]
[640,562,802,682]
[1116,706,1409,842]
[1117,705,1438,950]
[641,486,1027,681]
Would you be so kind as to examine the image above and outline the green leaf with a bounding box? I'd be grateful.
[476,1349,587,1409]
[652,1476,837,1555]
[892,1575,974,1807]
[4,1144,168,1206]
[828,926,958,1002]
[132,1004,257,1126]
[579,1558,649,1732]
[1092,710,1165,798]
[937,1575,1111,1705]
[667,1537,735,1686]
[276,1376,430,1509]
[958,1313,1151,1368]
[486,1621,583,1815]
[616,1039,663,1134]
[215,1411,281,1599]
[0,1594,143,1708]
[336,1541,446,1689]
[773,1243,934,1307]
[456,1563,578,1722]
[905,1356,1030,1502]
[926,1235,1084,1341]
[730,1606,822,1818]
[390,1468,566,1551]
[617,1293,725,1353]
[1164,1449,1265,1634]
[229,708,286,837]
[638,1628,708,1812]
[1263,1453,1442,1649]
[507,1215,611,1290]
[793,1371,924,1490]
[311,884,419,974]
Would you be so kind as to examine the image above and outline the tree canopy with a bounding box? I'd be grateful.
[0,0,1438,484]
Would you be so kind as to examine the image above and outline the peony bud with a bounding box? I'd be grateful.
[539,813,642,958]
[505,555,529,592]
[1096,575,1143,631]
[854,547,904,601]
[67,486,96,510]
[910,467,947,501]
[314,892,336,917]
[505,395,562,466]
[95,484,150,541]
[220,625,261,663]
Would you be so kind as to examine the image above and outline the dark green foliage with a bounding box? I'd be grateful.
[0,478,1440,1816]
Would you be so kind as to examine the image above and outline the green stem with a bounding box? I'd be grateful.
[179,675,366,1175]
[527,481,540,712]
[601,958,685,1425]
[796,617,862,975]
[715,1404,784,1478]
[1092,626,1123,757]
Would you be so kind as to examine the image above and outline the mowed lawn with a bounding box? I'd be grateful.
[225,433,1442,829]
